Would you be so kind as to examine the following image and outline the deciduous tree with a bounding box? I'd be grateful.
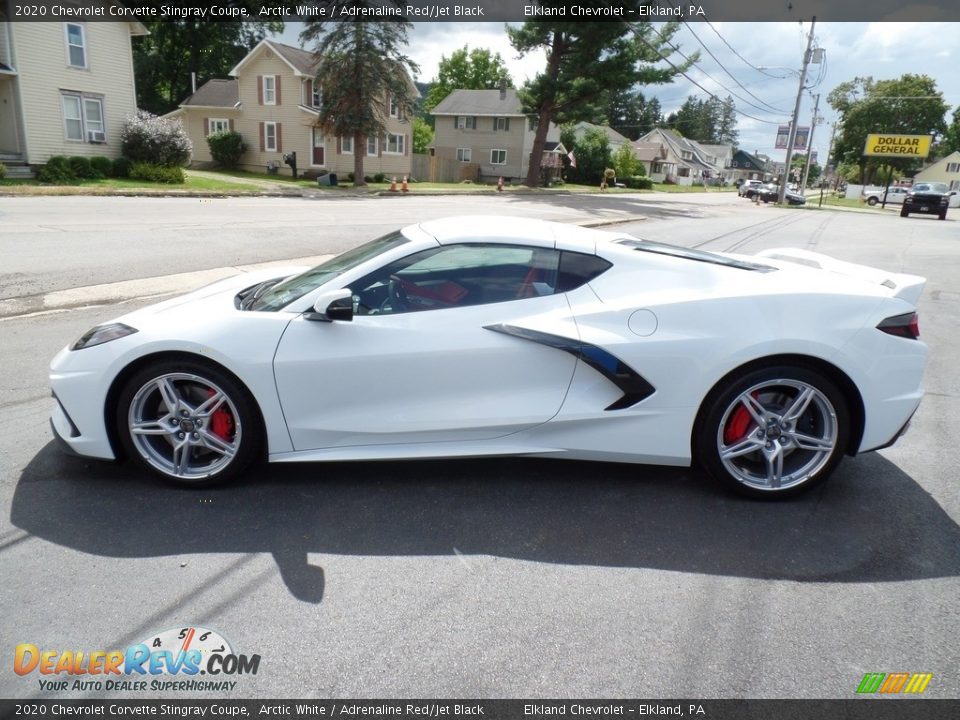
[424,46,513,112]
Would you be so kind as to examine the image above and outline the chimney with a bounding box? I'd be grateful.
[499,78,507,101]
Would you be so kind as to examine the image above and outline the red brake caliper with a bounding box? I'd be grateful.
[724,392,759,444]
[207,389,235,441]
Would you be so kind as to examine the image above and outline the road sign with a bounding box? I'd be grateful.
[863,134,932,158]
[775,124,810,150]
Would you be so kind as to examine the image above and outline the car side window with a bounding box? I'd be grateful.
[349,244,561,315]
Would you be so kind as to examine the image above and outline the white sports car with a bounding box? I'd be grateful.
[50,217,927,498]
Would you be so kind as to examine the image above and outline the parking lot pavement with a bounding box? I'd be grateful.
[0,195,957,699]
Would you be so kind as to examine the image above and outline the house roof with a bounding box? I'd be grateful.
[732,149,766,171]
[572,122,630,147]
[431,88,525,117]
[698,143,732,158]
[182,79,240,108]
[544,141,567,154]
[638,128,715,172]
[632,142,668,162]
[270,42,320,76]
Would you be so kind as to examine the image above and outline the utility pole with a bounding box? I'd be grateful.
[779,16,816,205]
[800,92,821,192]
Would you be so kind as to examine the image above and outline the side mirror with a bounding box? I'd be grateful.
[305,288,353,322]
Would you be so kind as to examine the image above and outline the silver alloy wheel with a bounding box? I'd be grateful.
[127,372,242,480]
[716,379,838,492]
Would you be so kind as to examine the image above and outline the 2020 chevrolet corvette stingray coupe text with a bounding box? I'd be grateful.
[50,217,927,498]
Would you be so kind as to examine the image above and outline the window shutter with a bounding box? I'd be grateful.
[228,119,234,132]
[379,135,385,157]
[454,117,459,129]
[257,76,263,105]
[336,137,341,154]
[275,75,281,105]
[404,134,409,156]
[472,116,477,129]
[259,122,264,152]
[204,118,209,135]
[305,79,312,106]
[277,123,282,153]
[505,118,510,132]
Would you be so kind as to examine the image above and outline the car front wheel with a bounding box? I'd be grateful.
[696,366,850,499]
[900,208,909,217]
[117,360,262,486]
[867,197,878,206]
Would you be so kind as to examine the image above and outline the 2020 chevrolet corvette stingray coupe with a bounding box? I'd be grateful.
[50,217,927,498]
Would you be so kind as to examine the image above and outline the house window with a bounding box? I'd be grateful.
[681,150,692,160]
[312,85,321,108]
[386,133,404,154]
[61,92,104,142]
[456,116,476,130]
[678,167,690,177]
[263,76,276,105]
[947,162,960,173]
[264,122,278,151]
[456,148,472,162]
[652,163,662,173]
[367,136,378,156]
[389,97,399,118]
[528,117,538,131]
[208,119,230,135]
[494,117,509,131]
[490,149,507,165]
[342,136,354,154]
[65,23,87,69]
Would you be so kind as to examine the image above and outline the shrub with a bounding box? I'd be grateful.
[37,156,76,184]
[68,156,95,179]
[129,162,186,184]
[373,172,386,183]
[90,156,113,178]
[112,157,132,178]
[206,130,247,168]
[121,111,192,167]
[0,162,5,180]
[623,175,653,190]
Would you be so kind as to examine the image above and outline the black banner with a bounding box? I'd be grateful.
[4,0,960,23]
[1,700,959,720]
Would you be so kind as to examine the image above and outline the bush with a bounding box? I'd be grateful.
[112,157,132,178]
[68,156,95,179]
[206,130,247,169]
[373,172,386,183]
[129,162,186,184]
[121,111,192,167]
[37,156,76,184]
[623,175,653,190]
[0,162,5,180]
[90,156,113,178]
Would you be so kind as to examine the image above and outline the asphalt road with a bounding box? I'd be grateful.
[0,192,957,701]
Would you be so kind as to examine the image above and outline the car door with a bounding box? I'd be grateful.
[272,243,580,451]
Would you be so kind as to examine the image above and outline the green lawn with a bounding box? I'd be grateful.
[0,174,254,193]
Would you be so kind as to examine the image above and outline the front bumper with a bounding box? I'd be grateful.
[49,346,117,460]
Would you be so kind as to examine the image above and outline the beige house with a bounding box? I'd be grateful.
[430,86,563,182]
[914,150,960,191]
[168,39,414,179]
[633,128,728,185]
[0,15,146,177]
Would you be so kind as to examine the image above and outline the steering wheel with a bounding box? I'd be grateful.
[387,275,409,312]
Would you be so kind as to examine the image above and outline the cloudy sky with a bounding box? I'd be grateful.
[275,21,959,163]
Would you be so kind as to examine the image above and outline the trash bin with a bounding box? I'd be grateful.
[329,173,337,186]
[317,173,338,186]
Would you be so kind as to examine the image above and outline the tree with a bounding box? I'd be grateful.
[942,106,960,156]
[612,140,642,178]
[424,46,513,112]
[134,21,282,115]
[666,94,736,144]
[412,117,433,154]
[301,20,418,187]
[563,127,611,184]
[604,89,663,141]
[827,74,948,184]
[718,96,738,146]
[508,12,691,187]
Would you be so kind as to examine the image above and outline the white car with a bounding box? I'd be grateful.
[861,186,909,206]
[50,218,927,498]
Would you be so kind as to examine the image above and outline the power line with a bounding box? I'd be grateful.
[702,19,792,79]
[681,21,792,114]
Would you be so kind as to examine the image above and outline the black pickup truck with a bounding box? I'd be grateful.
[901,182,953,220]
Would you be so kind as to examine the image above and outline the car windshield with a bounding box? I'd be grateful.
[913,182,949,193]
[249,231,410,311]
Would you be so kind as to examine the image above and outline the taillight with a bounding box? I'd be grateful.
[877,312,920,340]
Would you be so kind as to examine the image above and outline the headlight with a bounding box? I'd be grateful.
[71,323,138,351]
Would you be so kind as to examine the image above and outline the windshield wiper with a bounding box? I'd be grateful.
[238,279,282,311]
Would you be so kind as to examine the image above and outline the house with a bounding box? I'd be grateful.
[914,150,960,191]
[168,39,414,179]
[570,121,631,149]
[633,128,724,185]
[0,13,147,177]
[697,143,734,183]
[430,84,562,182]
[729,149,768,183]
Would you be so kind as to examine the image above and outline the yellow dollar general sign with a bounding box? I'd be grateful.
[863,134,932,157]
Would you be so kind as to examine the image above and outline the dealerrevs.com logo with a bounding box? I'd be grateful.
[14,627,260,693]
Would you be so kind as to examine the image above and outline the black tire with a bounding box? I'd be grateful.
[939,212,947,220]
[116,359,263,487]
[695,365,850,499]
[867,197,878,206]
[900,209,909,217]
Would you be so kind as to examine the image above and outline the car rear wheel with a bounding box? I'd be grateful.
[117,360,262,487]
[867,197,878,206]
[900,208,909,217]
[696,366,850,499]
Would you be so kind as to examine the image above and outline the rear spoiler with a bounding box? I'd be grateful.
[754,248,926,305]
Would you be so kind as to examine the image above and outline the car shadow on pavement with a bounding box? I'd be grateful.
[11,442,960,603]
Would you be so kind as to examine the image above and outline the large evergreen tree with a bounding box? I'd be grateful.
[508,13,690,187]
[301,20,418,186]
[424,46,513,112]
[604,89,663,141]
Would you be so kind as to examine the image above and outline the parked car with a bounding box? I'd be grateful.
[757,185,807,205]
[50,217,927,499]
[901,182,951,220]
[861,186,909,206]
[738,179,763,198]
